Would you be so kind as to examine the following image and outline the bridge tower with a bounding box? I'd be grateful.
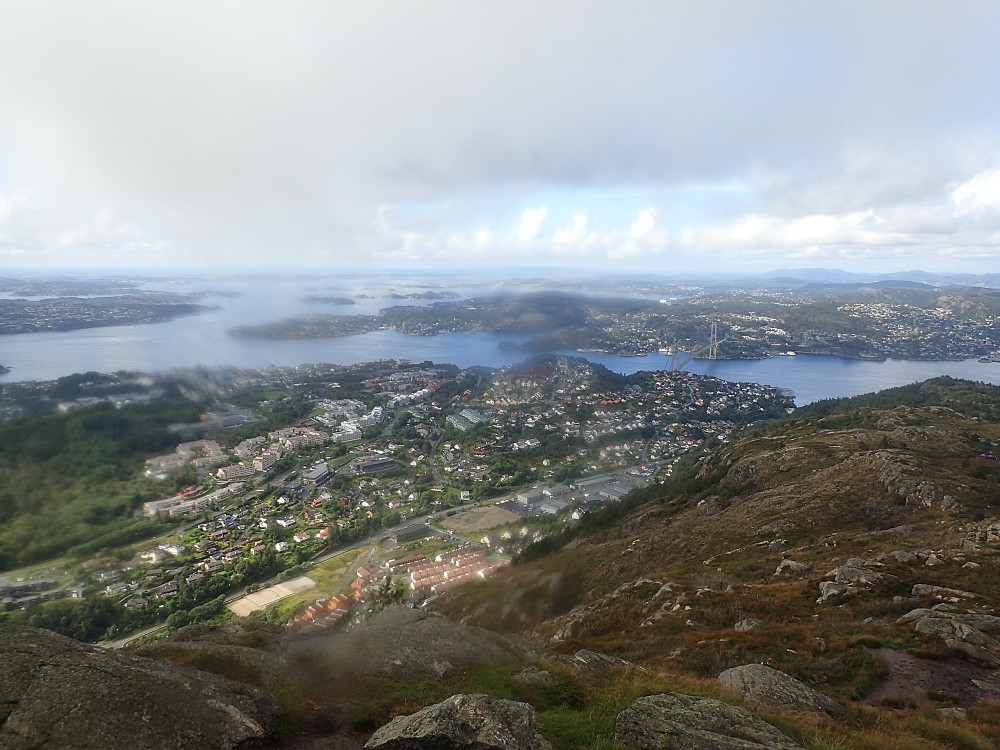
[666,349,680,372]
[666,321,720,371]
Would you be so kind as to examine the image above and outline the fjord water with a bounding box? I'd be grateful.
[571,351,1000,406]
[4,277,1000,405]
[8,325,1000,406]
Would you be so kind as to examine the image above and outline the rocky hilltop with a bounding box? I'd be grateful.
[430,378,1000,746]
[0,624,280,749]
[7,377,1000,749]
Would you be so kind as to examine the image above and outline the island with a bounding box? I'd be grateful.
[228,286,1000,362]
[382,290,461,300]
[0,276,144,296]
[301,296,357,305]
[0,294,211,335]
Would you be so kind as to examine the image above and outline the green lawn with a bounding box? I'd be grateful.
[309,548,366,591]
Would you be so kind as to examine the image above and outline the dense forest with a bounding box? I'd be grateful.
[0,389,204,570]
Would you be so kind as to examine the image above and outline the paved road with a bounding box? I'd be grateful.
[104,623,169,650]
[102,451,649,649]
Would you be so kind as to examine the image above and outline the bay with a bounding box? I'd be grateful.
[4,276,1000,404]
[557,350,1000,405]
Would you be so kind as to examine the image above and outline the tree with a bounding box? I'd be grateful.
[366,574,406,616]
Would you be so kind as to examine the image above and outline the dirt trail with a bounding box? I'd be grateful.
[864,647,1000,707]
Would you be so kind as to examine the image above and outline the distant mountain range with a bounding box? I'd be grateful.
[758,267,1000,288]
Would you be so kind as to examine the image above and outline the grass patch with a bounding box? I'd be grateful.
[152,644,266,686]
[342,662,738,750]
[309,548,366,590]
[261,594,315,624]
[310,657,1000,750]
[902,712,995,750]
[328,453,358,470]
[926,690,960,706]
[839,648,890,700]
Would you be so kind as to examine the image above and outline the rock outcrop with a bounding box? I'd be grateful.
[864,449,959,511]
[910,584,978,602]
[615,693,806,750]
[311,606,537,679]
[0,623,280,750]
[967,521,1000,546]
[137,639,292,691]
[898,608,1000,667]
[718,664,845,717]
[364,694,552,750]
[549,579,675,641]
[816,580,861,603]
[511,666,554,686]
[571,649,640,673]
[774,559,808,577]
[817,558,900,603]
[880,550,919,564]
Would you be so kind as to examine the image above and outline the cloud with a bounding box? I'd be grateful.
[629,208,657,240]
[953,168,1000,218]
[518,207,548,242]
[553,215,592,250]
[0,2,999,271]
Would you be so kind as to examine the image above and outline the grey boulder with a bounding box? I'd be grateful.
[615,693,807,750]
[364,693,552,750]
[0,623,280,750]
[718,664,844,717]
[901,610,1000,667]
[511,666,554,685]
[316,606,537,680]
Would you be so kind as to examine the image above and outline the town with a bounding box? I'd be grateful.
[229,286,1000,362]
[0,292,208,334]
[0,356,794,642]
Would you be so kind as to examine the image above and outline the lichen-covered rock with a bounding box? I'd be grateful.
[572,649,638,672]
[881,550,919,564]
[774,559,808,577]
[735,618,767,632]
[897,609,1000,667]
[615,693,806,750]
[938,707,968,721]
[828,564,898,589]
[136,639,292,691]
[816,580,860,603]
[310,606,536,679]
[818,559,900,602]
[910,584,978,601]
[718,664,845,717]
[511,666,554,686]
[364,694,552,750]
[0,623,280,750]
[914,616,997,647]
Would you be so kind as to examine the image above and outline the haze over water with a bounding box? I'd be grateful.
[5,277,1000,406]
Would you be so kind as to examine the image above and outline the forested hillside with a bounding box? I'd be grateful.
[0,392,203,569]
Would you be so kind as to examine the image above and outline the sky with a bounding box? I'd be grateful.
[1,2,1000,275]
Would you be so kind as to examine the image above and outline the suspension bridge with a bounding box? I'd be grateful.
[664,321,723,372]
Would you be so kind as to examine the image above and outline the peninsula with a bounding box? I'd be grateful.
[228,285,1000,362]
[0,294,211,335]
